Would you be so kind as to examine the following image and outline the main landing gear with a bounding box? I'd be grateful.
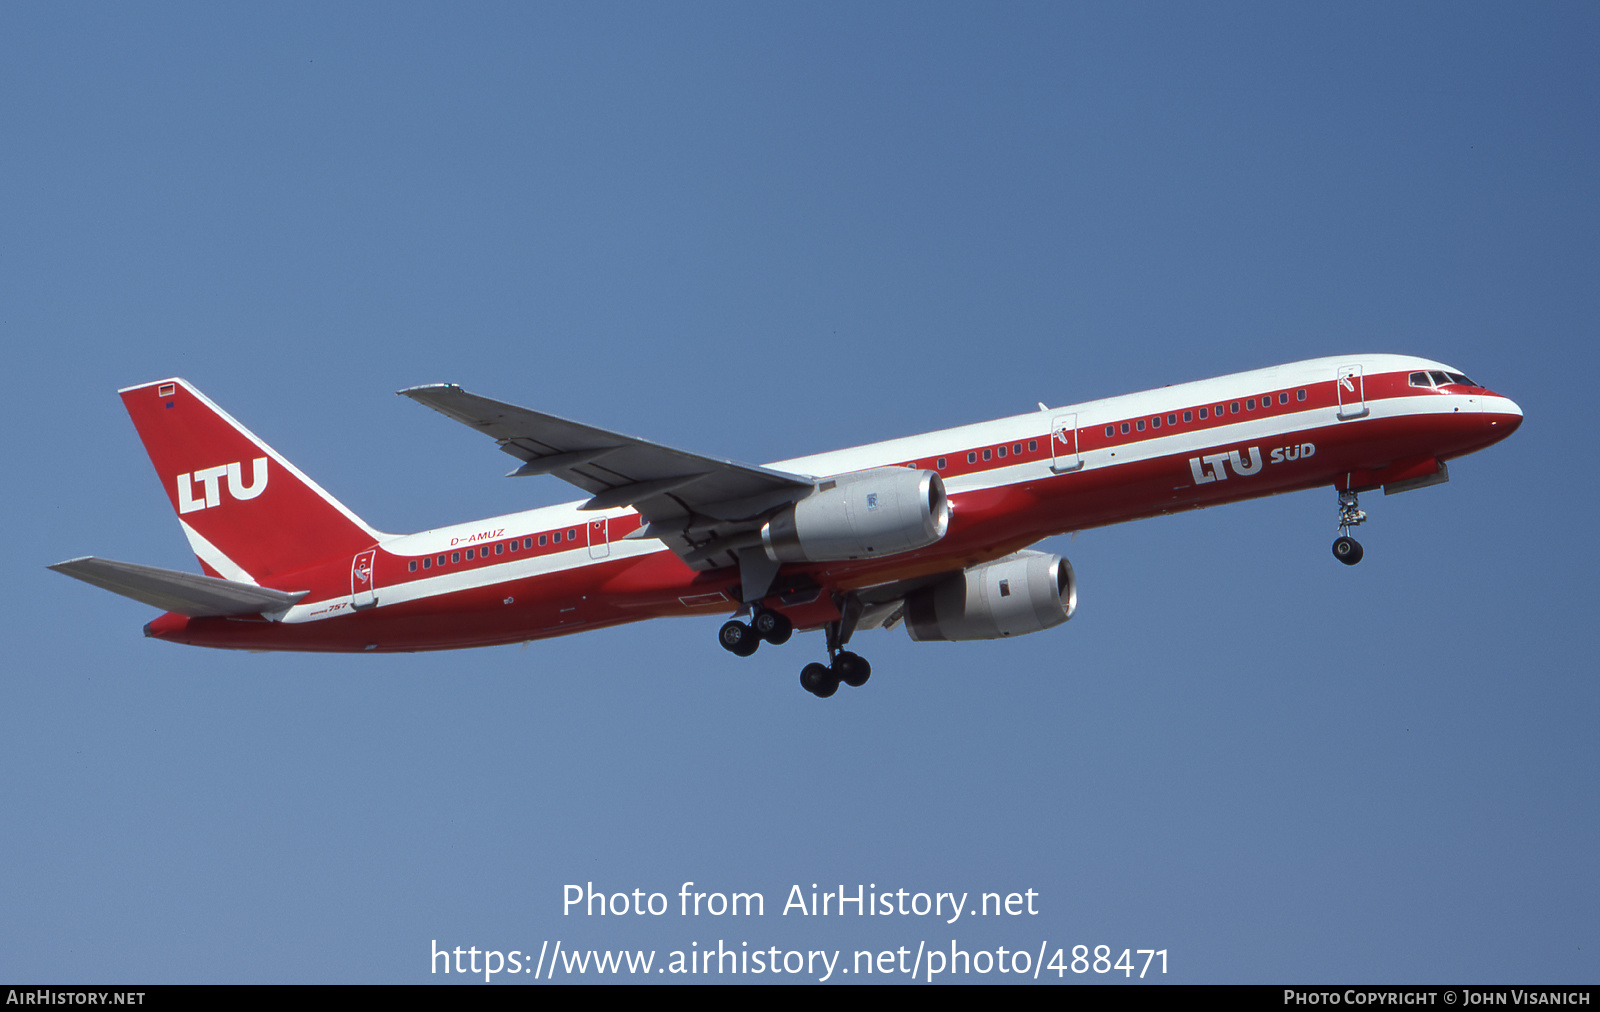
[1332,489,1366,566]
[717,604,872,698]
[799,652,870,698]
[798,608,871,698]
[793,653,870,698]
[718,607,791,657]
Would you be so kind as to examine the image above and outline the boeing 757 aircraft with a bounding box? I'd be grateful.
[51,355,1521,697]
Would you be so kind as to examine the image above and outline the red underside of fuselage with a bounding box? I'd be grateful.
[145,399,1520,653]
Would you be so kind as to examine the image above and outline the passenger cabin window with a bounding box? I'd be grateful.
[409,561,417,572]
[1246,399,1255,410]
[1279,392,1288,405]
[524,537,533,549]
[1136,420,1145,432]
[496,543,504,555]
[1151,416,1161,429]
[1183,411,1192,422]
[997,445,1006,458]
[1168,414,1177,426]
[423,558,431,569]
[539,535,548,546]
[1105,426,1115,437]
[1230,402,1239,414]
[1120,422,1129,434]
[937,457,947,469]
[451,552,460,563]
[1297,389,1307,401]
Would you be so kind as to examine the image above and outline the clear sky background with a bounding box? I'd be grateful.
[3,3,1595,984]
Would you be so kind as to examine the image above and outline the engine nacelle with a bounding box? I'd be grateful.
[762,467,949,563]
[905,550,1077,641]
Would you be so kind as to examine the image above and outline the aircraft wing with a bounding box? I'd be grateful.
[50,556,309,618]
[399,384,817,573]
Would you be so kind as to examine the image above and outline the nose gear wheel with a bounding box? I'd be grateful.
[1332,489,1366,566]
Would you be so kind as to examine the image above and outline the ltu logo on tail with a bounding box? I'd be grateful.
[176,458,268,513]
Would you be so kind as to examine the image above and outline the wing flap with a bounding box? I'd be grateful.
[50,556,309,618]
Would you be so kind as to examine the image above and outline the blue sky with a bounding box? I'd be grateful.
[3,4,1596,983]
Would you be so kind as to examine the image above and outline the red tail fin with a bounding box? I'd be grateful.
[120,379,384,582]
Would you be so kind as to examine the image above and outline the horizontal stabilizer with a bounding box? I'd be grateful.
[49,557,308,618]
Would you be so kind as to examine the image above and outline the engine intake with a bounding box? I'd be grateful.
[906,550,1077,641]
[762,467,949,563]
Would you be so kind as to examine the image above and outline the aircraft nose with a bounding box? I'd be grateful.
[1483,391,1523,440]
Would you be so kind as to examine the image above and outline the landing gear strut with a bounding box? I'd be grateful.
[1332,489,1366,566]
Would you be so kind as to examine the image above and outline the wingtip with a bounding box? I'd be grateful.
[396,383,461,398]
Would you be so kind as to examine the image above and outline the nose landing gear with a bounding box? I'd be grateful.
[1332,489,1366,566]
[1332,535,1364,565]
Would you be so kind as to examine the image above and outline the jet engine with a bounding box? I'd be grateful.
[905,550,1077,641]
[761,467,949,563]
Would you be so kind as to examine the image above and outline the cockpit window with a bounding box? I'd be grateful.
[1445,372,1477,386]
[1429,370,1452,386]
[1409,372,1432,388]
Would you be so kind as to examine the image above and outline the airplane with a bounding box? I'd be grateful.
[51,354,1522,697]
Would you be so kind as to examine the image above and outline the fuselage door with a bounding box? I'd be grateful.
[588,517,610,559]
[351,549,377,610]
[1050,413,1082,473]
[1336,365,1368,420]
